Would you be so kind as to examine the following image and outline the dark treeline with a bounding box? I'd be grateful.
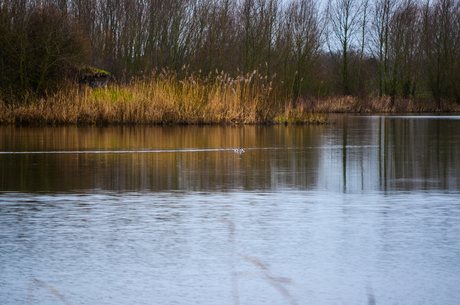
[1,0,460,105]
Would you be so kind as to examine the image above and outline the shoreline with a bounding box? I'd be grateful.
[2,81,460,126]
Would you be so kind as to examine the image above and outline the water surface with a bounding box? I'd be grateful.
[1,116,460,304]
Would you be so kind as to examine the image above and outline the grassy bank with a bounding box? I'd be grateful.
[0,70,329,125]
[298,95,460,113]
[1,71,459,126]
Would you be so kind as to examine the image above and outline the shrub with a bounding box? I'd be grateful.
[0,3,89,102]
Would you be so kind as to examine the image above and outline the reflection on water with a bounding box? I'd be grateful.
[1,117,460,192]
[1,117,460,304]
[1,125,325,192]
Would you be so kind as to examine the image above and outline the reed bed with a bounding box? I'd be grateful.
[2,69,458,126]
[0,69,328,125]
[299,95,460,113]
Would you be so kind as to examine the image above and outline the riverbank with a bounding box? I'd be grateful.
[0,72,330,125]
[1,74,459,126]
[299,96,460,113]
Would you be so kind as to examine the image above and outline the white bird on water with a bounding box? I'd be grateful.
[234,148,245,154]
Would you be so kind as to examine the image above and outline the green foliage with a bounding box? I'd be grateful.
[91,88,133,104]
[80,67,111,77]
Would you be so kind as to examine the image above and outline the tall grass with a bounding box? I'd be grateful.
[298,95,460,113]
[0,69,328,125]
[3,69,457,126]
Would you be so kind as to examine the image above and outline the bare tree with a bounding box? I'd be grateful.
[326,0,366,95]
[389,0,420,100]
[371,0,395,98]
[421,0,460,106]
[281,0,322,97]
[239,0,280,73]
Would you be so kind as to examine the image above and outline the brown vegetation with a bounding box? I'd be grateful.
[298,96,460,113]
[0,3,89,97]
[1,0,460,125]
[0,70,329,125]
[3,83,456,126]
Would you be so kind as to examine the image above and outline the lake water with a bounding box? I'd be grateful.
[1,116,460,304]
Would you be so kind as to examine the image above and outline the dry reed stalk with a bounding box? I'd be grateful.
[0,70,282,125]
[28,279,71,305]
[5,69,458,125]
[241,254,297,305]
[306,96,460,113]
[276,102,330,124]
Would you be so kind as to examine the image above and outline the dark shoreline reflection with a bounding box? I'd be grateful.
[1,116,460,193]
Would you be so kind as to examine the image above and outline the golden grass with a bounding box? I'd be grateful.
[276,102,330,124]
[1,69,315,125]
[299,95,460,113]
[2,70,458,126]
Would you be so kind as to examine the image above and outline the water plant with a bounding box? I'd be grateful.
[0,69,330,125]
